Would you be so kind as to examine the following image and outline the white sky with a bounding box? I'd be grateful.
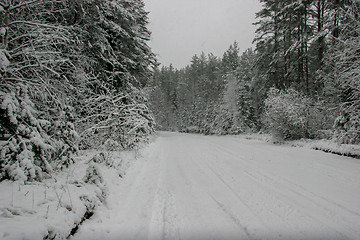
[143,0,262,68]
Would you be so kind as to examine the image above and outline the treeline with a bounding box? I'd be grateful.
[0,0,156,182]
[148,0,360,144]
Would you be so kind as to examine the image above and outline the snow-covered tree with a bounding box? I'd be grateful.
[0,0,156,181]
[0,0,81,181]
[325,1,360,144]
[71,0,156,149]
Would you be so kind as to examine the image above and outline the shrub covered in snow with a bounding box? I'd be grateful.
[212,108,235,135]
[333,107,360,144]
[77,85,155,151]
[90,152,114,167]
[0,87,78,182]
[263,88,329,141]
[83,162,104,186]
[102,139,121,151]
[83,158,108,203]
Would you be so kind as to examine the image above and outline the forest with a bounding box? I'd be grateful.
[148,0,360,145]
[0,0,360,183]
[0,1,360,239]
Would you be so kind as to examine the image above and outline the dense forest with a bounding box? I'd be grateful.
[1,0,360,183]
[0,0,156,181]
[148,0,360,144]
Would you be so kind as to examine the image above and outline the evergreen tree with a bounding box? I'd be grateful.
[0,0,80,181]
[0,0,156,181]
[323,1,360,143]
[66,0,156,149]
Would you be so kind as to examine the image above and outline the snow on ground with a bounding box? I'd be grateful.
[290,139,360,158]
[71,132,360,240]
[0,150,137,240]
[237,133,360,158]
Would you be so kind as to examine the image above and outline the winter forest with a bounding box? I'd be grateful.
[149,0,360,143]
[0,0,360,239]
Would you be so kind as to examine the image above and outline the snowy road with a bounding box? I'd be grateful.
[73,132,360,240]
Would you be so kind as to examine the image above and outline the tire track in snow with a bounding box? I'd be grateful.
[203,137,359,239]
[241,170,352,240]
[212,141,360,234]
[187,144,272,238]
[147,139,182,240]
[212,143,356,238]
[190,140,311,239]
[205,161,268,228]
[209,195,253,240]
[168,139,263,239]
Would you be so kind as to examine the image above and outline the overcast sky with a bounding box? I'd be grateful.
[143,0,262,68]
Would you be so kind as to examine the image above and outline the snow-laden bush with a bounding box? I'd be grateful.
[1,88,52,182]
[102,139,121,151]
[83,161,104,186]
[78,85,155,151]
[263,88,327,141]
[334,105,360,144]
[211,108,234,135]
[83,159,108,203]
[0,87,78,182]
[90,152,114,167]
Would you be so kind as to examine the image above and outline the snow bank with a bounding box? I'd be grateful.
[290,139,360,159]
[0,150,136,240]
[235,133,360,159]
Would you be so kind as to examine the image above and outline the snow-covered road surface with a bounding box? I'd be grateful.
[72,132,360,240]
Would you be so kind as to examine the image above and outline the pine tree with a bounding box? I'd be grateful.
[326,1,360,143]
[67,0,156,149]
[0,0,156,181]
[0,0,79,181]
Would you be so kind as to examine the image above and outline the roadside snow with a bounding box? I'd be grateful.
[0,150,136,240]
[236,133,360,158]
[291,139,360,158]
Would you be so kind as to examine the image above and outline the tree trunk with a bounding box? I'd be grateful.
[303,2,309,94]
[316,0,325,66]
[3,1,10,49]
